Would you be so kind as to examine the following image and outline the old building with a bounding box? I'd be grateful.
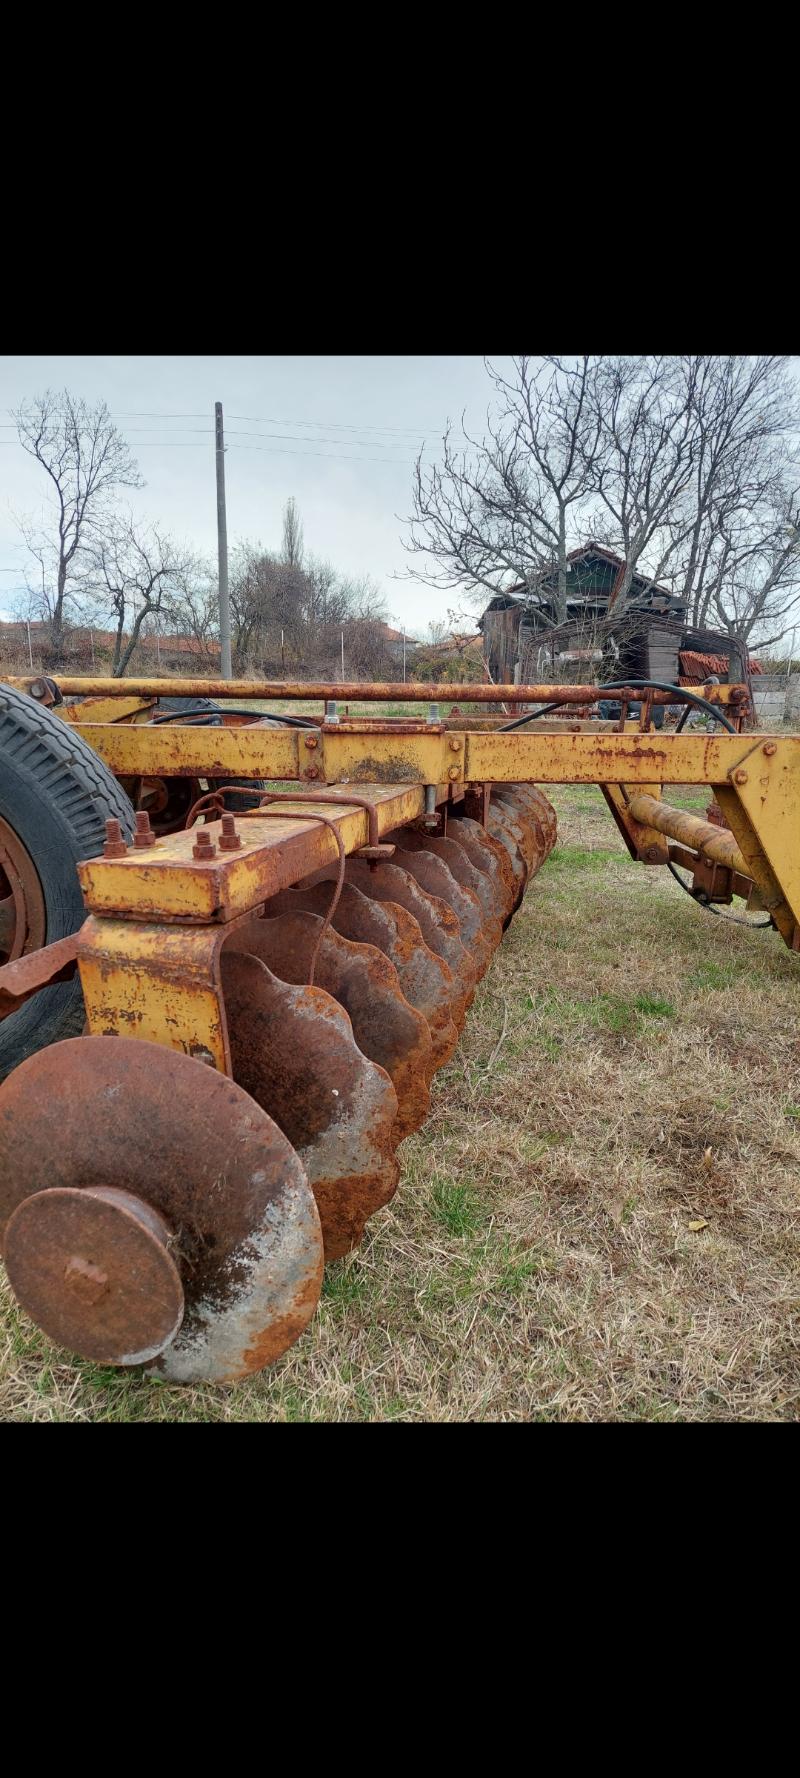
[479,544,754,687]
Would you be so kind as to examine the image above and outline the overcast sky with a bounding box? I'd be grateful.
[0,356,513,634]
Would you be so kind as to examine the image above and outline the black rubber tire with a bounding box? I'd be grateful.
[0,684,135,1082]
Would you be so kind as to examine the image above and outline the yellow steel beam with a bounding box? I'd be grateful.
[77,918,231,1071]
[626,794,750,876]
[68,722,790,787]
[717,737,800,943]
[74,721,301,780]
[78,783,438,922]
[60,696,156,725]
[599,784,669,864]
[461,731,769,785]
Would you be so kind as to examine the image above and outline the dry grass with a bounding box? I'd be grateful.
[2,784,799,1422]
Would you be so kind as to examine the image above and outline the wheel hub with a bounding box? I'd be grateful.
[4,1185,185,1365]
[0,814,47,984]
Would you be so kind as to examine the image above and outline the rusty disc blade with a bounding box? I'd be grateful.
[493,785,556,861]
[391,826,506,941]
[0,1037,324,1383]
[4,1185,185,1366]
[383,839,494,977]
[221,949,399,1259]
[486,803,530,906]
[228,911,432,1142]
[489,795,542,874]
[266,879,460,1073]
[444,815,517,922]
[504,784,558,852]
[334,857,477,1021]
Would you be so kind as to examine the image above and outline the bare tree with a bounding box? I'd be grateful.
[587,356,701,611]
[281,496,304,568]
[403,356,603,622]
[656,358,800,641]
[79,519,199,676]
[228,543,388,674]
[403,355,800,648]
[13,390,143,657]
[161,562,220,659]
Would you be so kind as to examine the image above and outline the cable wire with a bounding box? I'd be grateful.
[666,859,772,927]
[499,679,739,734]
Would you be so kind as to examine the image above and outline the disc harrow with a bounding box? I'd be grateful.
[0,779,555,1382]
[3,666,795,1394]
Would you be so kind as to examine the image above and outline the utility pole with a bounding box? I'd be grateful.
[402,629,406,682]
[215,401,232,679]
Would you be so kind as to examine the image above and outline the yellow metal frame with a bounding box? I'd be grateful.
[69,721,796,788]
[8,678,798,1070]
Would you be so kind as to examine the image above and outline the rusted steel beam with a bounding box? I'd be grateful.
[78,784,438,922]
[0,932,81,1013]
[626,794,749,875]
[69,723,787,787]
[6,674,745,706]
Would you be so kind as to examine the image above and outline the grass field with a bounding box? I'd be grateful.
[2,782,799,1422]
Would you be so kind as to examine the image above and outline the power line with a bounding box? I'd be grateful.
[102,410,434,437]
[226,443,414,465]
[227,414,432,437]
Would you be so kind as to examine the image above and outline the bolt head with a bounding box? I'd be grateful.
[734,768,749,785]
[304,735,318,749]
[303,766,320,780]
[448,766,460,781]
[762,742,777,757]
[449,738,462,752]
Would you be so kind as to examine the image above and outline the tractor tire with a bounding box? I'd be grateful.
[0,683,135,1082]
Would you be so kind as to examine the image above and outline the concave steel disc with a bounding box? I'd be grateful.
[236,911,433,1142]
[0,1037,324,1383]
[221,948,399,1260]
[266,879,460,1074]
[444,816,517,922]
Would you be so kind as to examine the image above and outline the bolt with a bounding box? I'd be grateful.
[133,810,156,849]
[30,678,47,700]
[449,738,462,752]
[427,704,440,724]
[192,827,217,859]
[304,735,318,749]
[733,768,749,785]
[303,766,320,781]
[762,742,777,757]
[325,700,339,724]
[103,818,128,859]
[448,766,460,781]
[219,813,242,851]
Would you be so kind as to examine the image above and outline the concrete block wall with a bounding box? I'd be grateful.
[751,674,800,724]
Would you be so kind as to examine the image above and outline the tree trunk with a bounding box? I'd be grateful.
[115,606,151,677]
[555,511,568,624]
[51,557,68,656]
